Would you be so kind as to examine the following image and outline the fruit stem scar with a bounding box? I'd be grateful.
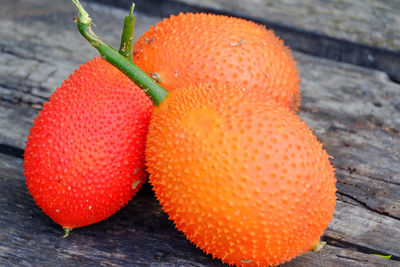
[133,167,140,174]
[145,36,155,45]
[62,227,72,238]
[132,180,141,190]
[150,72,162,83]
[72,0,168,106]
[118,3,135,61]
[230,39,243,47]
[311,240,326,253]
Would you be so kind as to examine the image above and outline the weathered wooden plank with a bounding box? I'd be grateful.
[175,0,400,51]
[281,244,394,267]
[0,153,397,266]
[1,0,400,266]
[327,201,400,258]
[0,103,36,149]
[295,54,400,220]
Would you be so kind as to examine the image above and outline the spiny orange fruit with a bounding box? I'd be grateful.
[146,83,336,266]
[24,57,152,231]
[133,13,301,111]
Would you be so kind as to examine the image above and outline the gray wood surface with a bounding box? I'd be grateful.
[177,0,400,51]
[1,0,399,266]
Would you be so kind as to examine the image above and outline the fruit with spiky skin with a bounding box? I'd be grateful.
[71,3,335,264]
[133,13,301,111]
[24,57,152,230]
[145,83,336,266]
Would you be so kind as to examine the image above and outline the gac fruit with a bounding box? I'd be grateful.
[133,13,301,111]
[145,83,336,266]
[24,57,152,231]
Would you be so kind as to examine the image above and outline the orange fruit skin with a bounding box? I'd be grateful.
[133,13,301,111]
[146,84,336,266]
[24,57,153,229]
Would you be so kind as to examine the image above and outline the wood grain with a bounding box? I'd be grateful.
[0,0,399,266]
[176,0,400,51]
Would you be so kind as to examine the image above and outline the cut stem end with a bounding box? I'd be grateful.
[72,0,92,25]
[130,3,135,15]
[118,2,136,60]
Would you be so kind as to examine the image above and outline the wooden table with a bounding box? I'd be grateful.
[1,0,399,266]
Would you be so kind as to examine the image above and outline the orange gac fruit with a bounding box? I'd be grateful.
[133,13,301,111]
[145,83,336,266]
[24,57,152,231]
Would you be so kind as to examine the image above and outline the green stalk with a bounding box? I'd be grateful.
[72,0,167,106]
[119,3,135,61]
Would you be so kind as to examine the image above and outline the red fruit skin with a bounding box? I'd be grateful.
[24,57,153,229]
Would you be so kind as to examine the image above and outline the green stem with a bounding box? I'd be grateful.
[72,0,167,106]
[118,3,135,61]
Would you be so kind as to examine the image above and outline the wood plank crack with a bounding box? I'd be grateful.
[0,144,24,159]
[336,191,400,221]
[337,166,400,187]
[0,43,47,64]
[335,254,390,265]
[325,236,400,261]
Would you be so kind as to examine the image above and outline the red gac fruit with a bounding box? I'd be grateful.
[24,57,152,231]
